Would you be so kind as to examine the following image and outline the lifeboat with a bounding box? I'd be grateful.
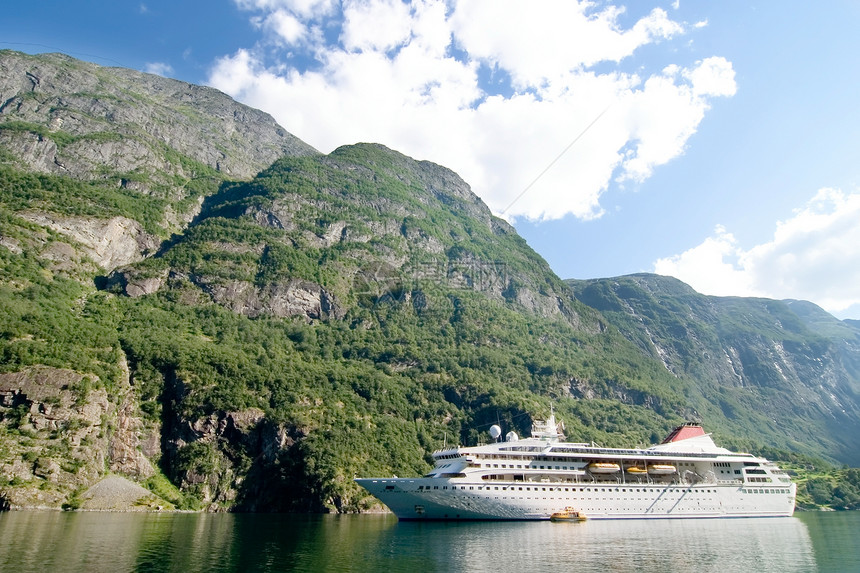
[587,462,621,474]
[550,507,587,522]
[647,464,677,475]
[625,466,647,475]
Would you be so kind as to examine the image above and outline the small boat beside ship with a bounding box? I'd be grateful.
[355,414,797,521]
[549,506,587,522]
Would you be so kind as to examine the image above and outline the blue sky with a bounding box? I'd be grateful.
[3,1,859,319]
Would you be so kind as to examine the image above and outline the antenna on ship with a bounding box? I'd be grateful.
[489,424,502,442]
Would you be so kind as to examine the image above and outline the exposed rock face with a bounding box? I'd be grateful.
[0,49,320,271]
[192,277,345,321]
[109,396,157,480]
[161,406,285,508]
[0,353,163,509]
[0,367,114,508]
[0,50,318,183]
[569,273,860,465]
[19,212,160,272]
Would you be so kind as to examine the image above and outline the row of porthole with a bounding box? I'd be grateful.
[427,485,721,493]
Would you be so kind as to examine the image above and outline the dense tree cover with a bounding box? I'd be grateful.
[0,211,122,387]
[2,142,859,511]
[112,282,691,509]
[794,466,860,510]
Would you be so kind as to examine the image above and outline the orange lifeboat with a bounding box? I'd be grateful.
[588,462,621,474]
[647,464,677,475]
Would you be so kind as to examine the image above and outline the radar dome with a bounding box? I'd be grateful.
[489,425,502,440]
[506,431,519,442]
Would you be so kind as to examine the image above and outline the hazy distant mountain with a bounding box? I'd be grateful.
[568,274,860,465]
[1,51,858,512]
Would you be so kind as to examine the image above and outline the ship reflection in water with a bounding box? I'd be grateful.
[391,516,817,572]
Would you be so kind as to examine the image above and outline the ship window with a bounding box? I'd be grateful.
[434,486,439,490]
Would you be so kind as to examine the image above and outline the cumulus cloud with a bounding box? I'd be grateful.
[263,10,307,44]
[654,189,860,316]
[143,62,174,77]
[212,0,735,221]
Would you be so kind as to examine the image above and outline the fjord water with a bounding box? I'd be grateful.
[0,511,857,572]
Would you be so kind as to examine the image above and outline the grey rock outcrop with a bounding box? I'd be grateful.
[19,212,160,271]
[0,50,318,183]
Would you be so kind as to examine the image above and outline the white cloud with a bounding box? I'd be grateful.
[264,10,307,44]
[654,189,860,316]
[448,3,682,89]
[143,62,174,77]
[209,1,735,221]
[341,0,413,52]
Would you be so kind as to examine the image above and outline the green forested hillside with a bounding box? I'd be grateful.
[103,144,703,511]
[568,274,860,465]
[2,51,859,512]
[1,145,699,510]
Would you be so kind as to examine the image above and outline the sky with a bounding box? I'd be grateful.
[3,1,860,319]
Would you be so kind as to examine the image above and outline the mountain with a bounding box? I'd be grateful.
[0,49,317,270]
[568,274,860,465]
[1,51,859,512]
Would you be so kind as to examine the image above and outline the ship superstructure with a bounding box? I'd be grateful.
[355,415,796,520]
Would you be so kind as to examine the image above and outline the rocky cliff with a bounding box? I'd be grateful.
[569,274,860,464]
[0,50,318,273]
[2,51,860,513]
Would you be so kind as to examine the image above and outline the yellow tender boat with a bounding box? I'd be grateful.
[550,507,587,522]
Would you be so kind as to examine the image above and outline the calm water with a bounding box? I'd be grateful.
[0,511,857,572]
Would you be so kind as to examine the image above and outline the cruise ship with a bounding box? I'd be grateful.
[355,414,796,520]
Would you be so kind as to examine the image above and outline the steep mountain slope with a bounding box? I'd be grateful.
[2,51,859,512]
[112,143,583,322]
[0,50,318,271]
[568,274,860,465]
[105,143,700,511]
[1,52,696,511]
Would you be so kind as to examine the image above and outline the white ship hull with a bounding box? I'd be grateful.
[355,477,796,520]
[356,419,797,521]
